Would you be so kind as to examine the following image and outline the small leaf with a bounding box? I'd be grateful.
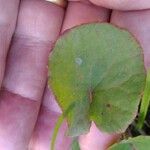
[48,23,146,136]
[108,136,150,150]
[137,69,150,129]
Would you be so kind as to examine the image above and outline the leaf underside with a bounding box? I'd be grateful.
[108,136,150,150]
[48,23,146,137]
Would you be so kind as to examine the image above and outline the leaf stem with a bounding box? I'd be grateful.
[51,114,64,150]
[71,138,80,150]
[50,102,76,150]
[137,69,150,129]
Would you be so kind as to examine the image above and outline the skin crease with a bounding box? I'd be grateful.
[0,0,149,150]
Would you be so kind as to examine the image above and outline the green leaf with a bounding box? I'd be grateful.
[137,69,150,129]
[108,136,150,150]
[48,23,146,136]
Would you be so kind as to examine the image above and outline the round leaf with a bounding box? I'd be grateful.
[48,23,146,136]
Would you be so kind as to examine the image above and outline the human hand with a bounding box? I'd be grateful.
[0,0,149,150]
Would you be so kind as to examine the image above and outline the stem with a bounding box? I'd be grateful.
[50,102,76,150]
[137,69,150,129]
[51,114,64,150]
[71,138,80,150]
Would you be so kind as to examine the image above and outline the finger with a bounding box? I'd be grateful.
[89,0,150,10]
[0,0,64,149]
[0,0,20,87]
[62,0,111,32]
[2,0,64,100]
[111,10,150,70]
[29,1,118,150]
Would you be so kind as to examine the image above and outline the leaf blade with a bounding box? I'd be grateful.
[49,23,146,136]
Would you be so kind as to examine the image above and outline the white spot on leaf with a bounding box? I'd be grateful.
[75,58,83,66]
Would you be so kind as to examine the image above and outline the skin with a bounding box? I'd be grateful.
[0,0,150,149]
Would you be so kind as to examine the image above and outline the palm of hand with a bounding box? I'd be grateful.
[0,0,150,150]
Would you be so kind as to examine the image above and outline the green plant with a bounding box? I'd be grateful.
[48,23,150,150]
